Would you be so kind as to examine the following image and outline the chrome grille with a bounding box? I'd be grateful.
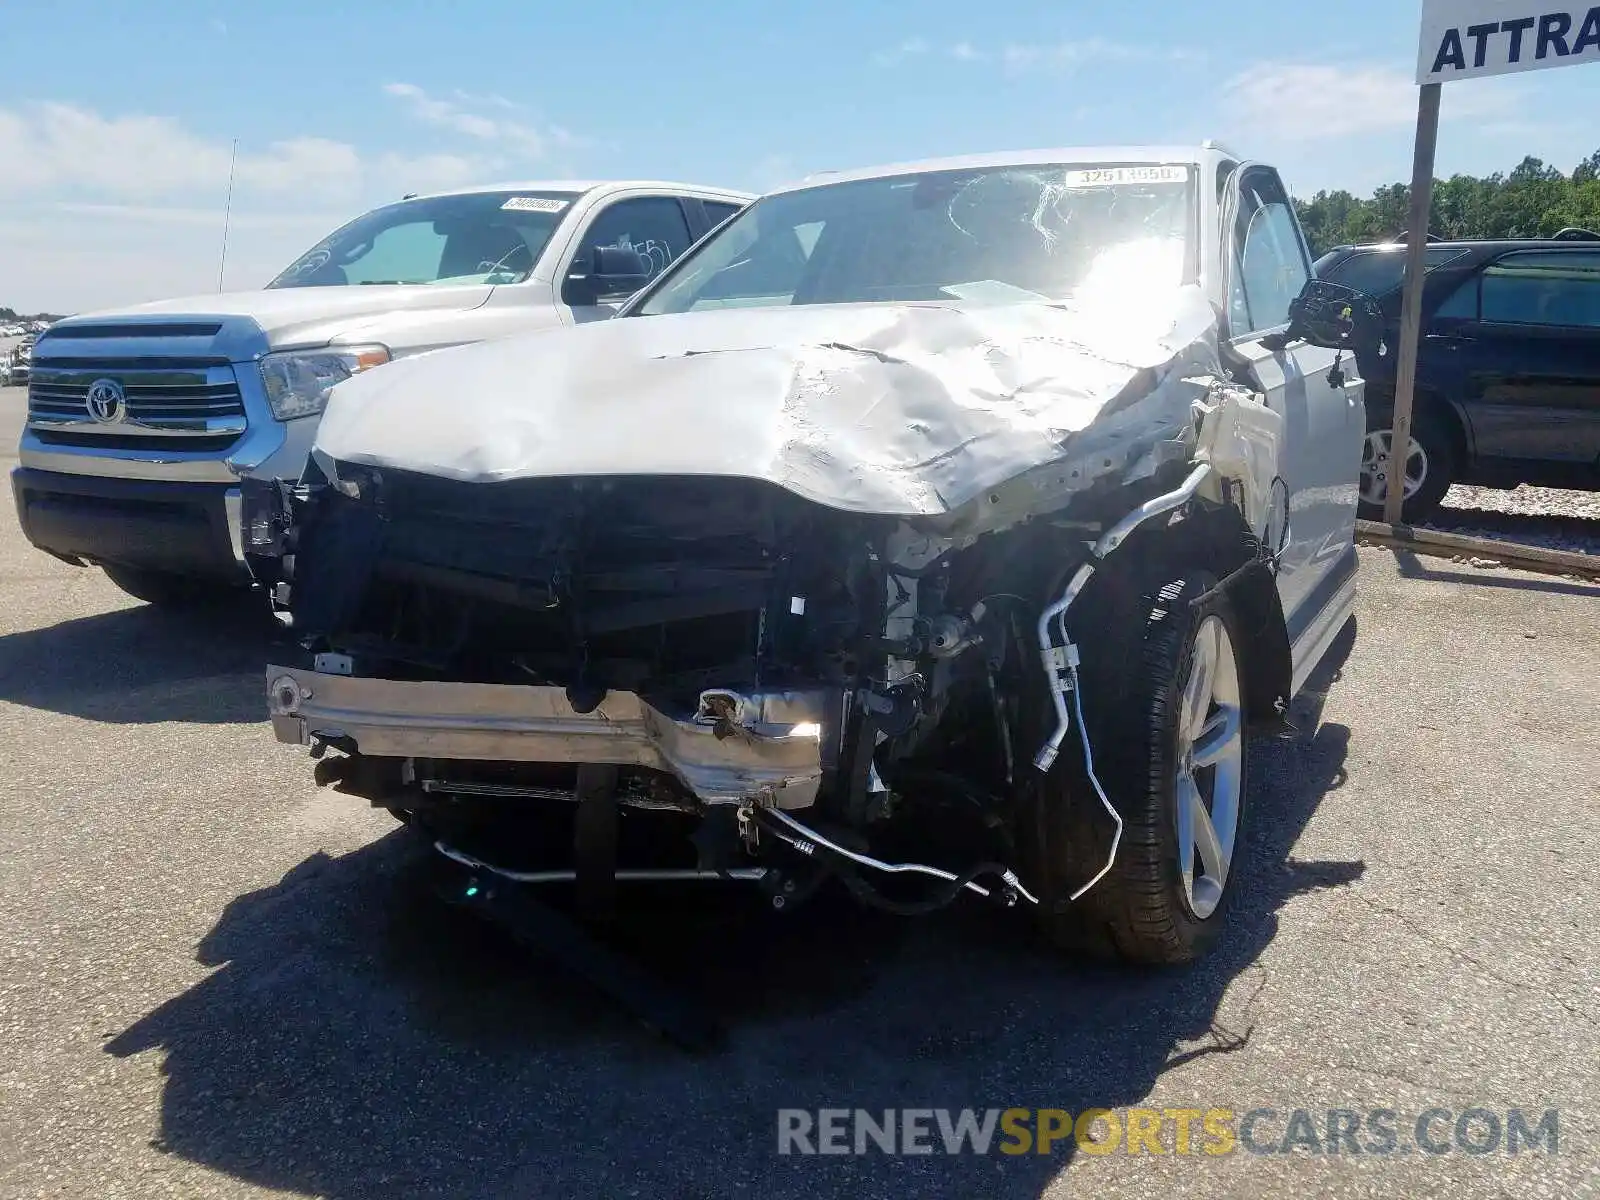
[27,363,247,450]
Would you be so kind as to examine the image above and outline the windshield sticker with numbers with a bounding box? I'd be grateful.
[1063,166,1190,188]
[502,197,569,213]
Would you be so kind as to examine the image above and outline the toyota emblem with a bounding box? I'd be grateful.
[85,378,127,424]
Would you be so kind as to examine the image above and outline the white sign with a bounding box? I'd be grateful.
[1419,0,1600,83]
[501,196,568,213]
[1062,165,1190,188]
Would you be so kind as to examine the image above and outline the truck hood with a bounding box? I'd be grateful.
[313,290,1224,520]
[72,284,494,349]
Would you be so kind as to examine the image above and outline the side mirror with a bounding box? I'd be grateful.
[592,244,652,284]
[565,245,653,305]
[1275,280,1382,353]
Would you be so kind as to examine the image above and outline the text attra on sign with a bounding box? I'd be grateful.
[1418,0,1600,83]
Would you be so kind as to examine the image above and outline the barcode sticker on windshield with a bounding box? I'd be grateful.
[502,196,568,213]
[1063,166,1190,188]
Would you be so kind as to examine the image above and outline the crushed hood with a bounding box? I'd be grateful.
[313,289,1225,520]
[69,284,494,349]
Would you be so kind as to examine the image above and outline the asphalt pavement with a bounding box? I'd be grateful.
[1,387,1596,1199]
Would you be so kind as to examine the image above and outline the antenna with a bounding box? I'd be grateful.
[217,138,239,293]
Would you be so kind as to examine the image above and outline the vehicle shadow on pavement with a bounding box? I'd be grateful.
[106,625,1361,1200]
[1392,549,1600,599]
[0,599,273,724]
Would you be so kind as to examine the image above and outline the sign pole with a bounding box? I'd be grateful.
[1384,82,1442,526]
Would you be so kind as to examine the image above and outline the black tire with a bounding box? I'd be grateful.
[100,564,236,609]
[1358,404,1456,524]
[1023,571,1252,965]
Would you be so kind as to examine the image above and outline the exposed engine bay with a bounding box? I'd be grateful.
[246,361,1287,918]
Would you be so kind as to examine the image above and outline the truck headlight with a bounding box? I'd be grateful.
[259,345,390,421]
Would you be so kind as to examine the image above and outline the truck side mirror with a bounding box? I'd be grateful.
[1273,280,1382,353]
[564,245,653,306]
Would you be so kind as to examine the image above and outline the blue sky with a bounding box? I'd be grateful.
[2,0,1597,312]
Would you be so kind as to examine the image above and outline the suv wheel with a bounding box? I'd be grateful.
[1358,406,1455,523]
[1025,572,1251,965]
[100,565,235,609]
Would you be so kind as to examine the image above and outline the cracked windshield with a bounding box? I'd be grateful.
[639,164,1194,314]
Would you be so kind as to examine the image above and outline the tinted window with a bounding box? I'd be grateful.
[573,197,694,282]
[1317,246,1470,296]
[1433,277,1479,319]
[268,191,577,288]
[1433,280,1478,320]
[1230,172,1310,335]
[1480,251,1600,328]
[703,201,744,230]
[638,162,1197,314]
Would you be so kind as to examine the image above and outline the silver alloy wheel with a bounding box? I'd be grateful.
[1360,429,1428,506]
[1174,614,1244,921]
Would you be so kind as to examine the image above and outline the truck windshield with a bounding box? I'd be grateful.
[267,190,580,289]
[636,163,1196,314]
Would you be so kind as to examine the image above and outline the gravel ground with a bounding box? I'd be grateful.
[1430,485,1600,556]
[1,390,1598,1199]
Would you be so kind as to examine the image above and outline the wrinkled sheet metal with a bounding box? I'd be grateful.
[314,289,1226,525]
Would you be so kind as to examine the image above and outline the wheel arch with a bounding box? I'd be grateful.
[1365,382,1474,466]
[1129,498,1292,730]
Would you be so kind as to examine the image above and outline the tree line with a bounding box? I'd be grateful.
[0,307,64,324]
[1294,150,1600,259]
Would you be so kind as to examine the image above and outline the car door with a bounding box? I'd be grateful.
[1440,249,1600,479]
[556,194,700,325]
[1220,165,1364,640]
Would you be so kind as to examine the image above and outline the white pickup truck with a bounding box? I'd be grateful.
[10,179,751,605]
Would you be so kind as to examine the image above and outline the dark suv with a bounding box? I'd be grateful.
[1314,234,1600,521]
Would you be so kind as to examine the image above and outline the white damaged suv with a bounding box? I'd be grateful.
[247,145,1378,963]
